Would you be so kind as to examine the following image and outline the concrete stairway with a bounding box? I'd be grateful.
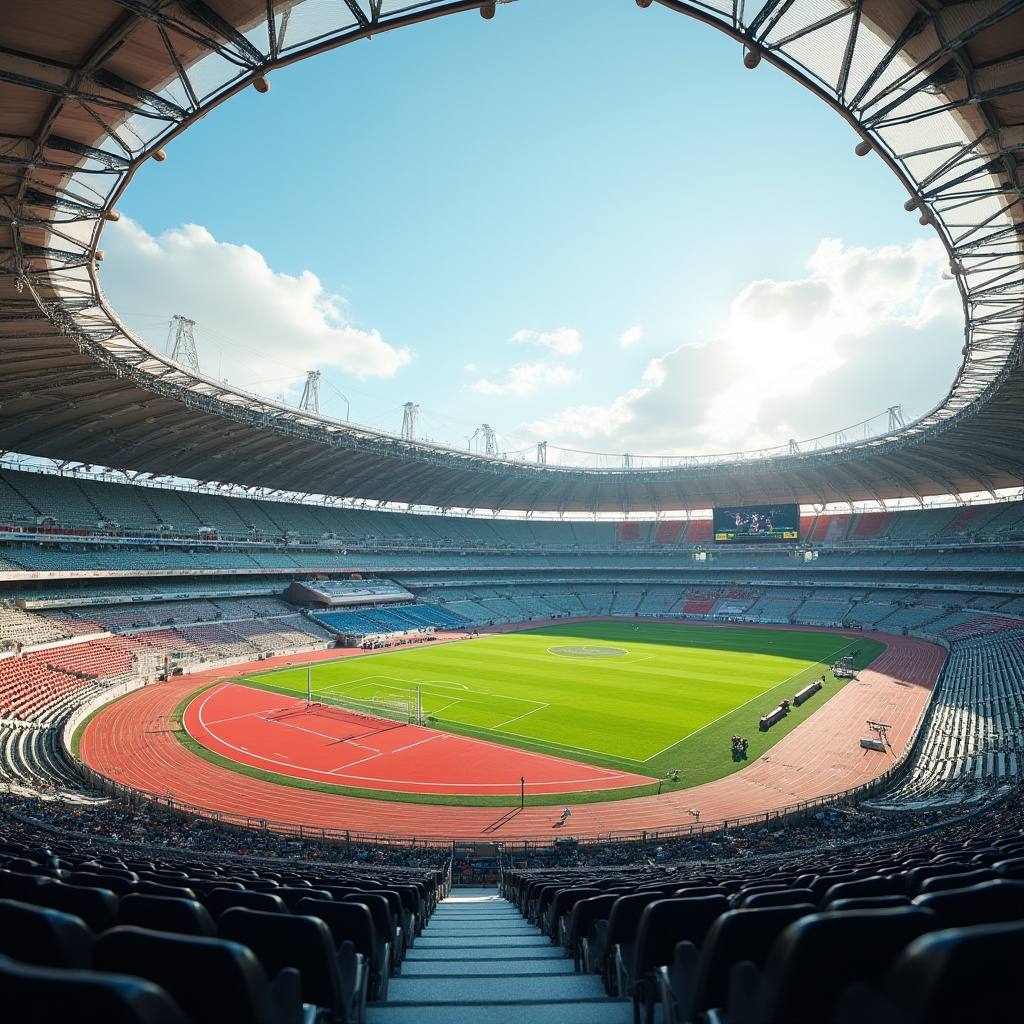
[366,885,633,1023]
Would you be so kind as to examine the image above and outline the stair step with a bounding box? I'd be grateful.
[400,959,576,977]
[366,887,632,1024]
[368,1000,633,1024]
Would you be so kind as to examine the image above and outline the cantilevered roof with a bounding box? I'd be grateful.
[1,0,1023,513]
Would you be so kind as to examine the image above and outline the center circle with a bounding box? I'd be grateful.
[547,645,629,658]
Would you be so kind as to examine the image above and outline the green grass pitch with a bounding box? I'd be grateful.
[240,621,885,791]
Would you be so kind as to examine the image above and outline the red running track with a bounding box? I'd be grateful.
[183,682,653,794]
[78,626,943,841]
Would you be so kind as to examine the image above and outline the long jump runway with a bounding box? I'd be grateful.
[183,682,653,795]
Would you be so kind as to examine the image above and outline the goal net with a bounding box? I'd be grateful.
[315,688,424,729]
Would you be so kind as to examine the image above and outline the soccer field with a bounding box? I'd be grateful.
[241,622,885,784]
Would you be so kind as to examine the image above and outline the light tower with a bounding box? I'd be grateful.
[481,424,498,456]
[299,371,321,414]
[165,315,199,373]
[401,402,419,441]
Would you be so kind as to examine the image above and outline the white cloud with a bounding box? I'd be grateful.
[619,324,644,349]
[467,362,578,397]
[522,238,963,456]
[509,327,583,355]
[98,217,412,396]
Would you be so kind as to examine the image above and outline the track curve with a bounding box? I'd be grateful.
[78,625,942,841]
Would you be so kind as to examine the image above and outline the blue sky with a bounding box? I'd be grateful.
[101,0,963,462]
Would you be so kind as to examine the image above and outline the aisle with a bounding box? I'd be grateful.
[367,886,633,1023]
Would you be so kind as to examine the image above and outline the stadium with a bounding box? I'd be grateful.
[1,1,1023,1021]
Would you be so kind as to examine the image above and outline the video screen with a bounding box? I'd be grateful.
[713,503,800,543]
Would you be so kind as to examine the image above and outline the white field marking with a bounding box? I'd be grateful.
[320,674,414,695]
[328,751,386,772]
[265,717,376,745]
[493,703,550,730]
[198,679,647,782]
[391,733,446,755]
[424,699,461,716]
[640,638,867,762]
[273,753,290,759]
[194,684,298,727]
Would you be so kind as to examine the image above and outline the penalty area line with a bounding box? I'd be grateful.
[493,702,549,730]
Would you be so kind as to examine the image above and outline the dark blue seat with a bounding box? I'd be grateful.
[116,893,217,937]
[0,897,94,968]
[0,952,188,1024]
[93,924,304,1024]
[218,906,364,1023]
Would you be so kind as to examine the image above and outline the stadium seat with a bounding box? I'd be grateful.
[294,897,388,1000]
[881,920,1024,1023]
[342,893,397,973]
[993,857,1024,880]
[593,892,665,994]
[93,924,304,1024]
[204,887,290,918]
[68,871,137,897]
[218,907,365,1024]
[733,907,937,1023]
[0,868,53,901]
[271,886,333,911]
[567,893,618,971]
[623,894,730,1024]
[0,898,94,968]
[657,904,816,1024]
[116,893,217,937]
[827,895,913,912]
[820,875,905,904]
[546,886,602,944]
[912,879,1024,928]
[34,881,119,933]
[739,888,817,909]
[0,952,189,1024]
[131,880,198,901]
[915,868,996,894]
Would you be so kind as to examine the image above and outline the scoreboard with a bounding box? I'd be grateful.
[713,503,800,543]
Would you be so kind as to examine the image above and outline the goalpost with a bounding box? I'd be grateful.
[310,682,425,728]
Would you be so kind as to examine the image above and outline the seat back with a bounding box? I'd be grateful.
[758,907,937,1024]
[690,904,816,1018]
[607,892,666,948]
[634,895,730,980]
[827,895,912,912]
[548,887,601,938]
[569,893,617,951]
[116,894,216,937]
[739,889,817,909]
[884,920,1024,1023]
[93,924,283,1024]
[295,898,376,962]
[205,888,289,918]
[272,886,333,911]
[0,952,188,1024]
[35,881,119,933]
[343,892,397,947]
[0,897,94,968]
[821,876,905,905]
[218,907,345,1016]
[916,868,996,894]
[913,879,1024,928]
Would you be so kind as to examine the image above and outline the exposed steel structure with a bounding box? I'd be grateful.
[1,1,1023,513]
